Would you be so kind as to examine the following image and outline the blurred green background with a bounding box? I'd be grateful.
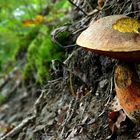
[0,0,71,84]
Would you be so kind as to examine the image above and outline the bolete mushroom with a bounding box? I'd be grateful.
[77,15,140,61]
[76,15,140,123]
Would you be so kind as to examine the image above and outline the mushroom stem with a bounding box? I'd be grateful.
[114,62,140,122]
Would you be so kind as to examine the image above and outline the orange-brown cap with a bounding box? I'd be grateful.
[76,15,140,61]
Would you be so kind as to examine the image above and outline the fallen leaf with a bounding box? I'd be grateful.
[98,0,104,9]
[0,123,14,134]
[22,20,35,27]
[115,110,126,128]
[107,110,126,139]
[112,17,140,34]
[35,15,44,23]
[22,15,44,27]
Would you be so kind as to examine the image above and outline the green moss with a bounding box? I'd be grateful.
[0,95,6,105]
[9,0,71,85]
[23,25,64,85]
[0,28,19,73]
[15,27,40,60]
[23,63,35,84]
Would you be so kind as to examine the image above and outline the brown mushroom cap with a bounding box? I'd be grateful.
[76,15,140,61]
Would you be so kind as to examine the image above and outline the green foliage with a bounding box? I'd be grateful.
[0,0,71,84]
[0,27,19,72]
[23,25,64,84]
[47,0,70,21]
[56,30,72,46]
[15,27,40,59]
[0,95,6,105]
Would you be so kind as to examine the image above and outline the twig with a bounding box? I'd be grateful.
[87,9,99,16]
[68,0,88,16]
[0,115,36,140]
[118,0,130,14]
[72,26,88,35]
[69,70,75,96]
[53,59,88,85]
[64,48,81,65]
[0,88,47,140]
[51,26,76,48]
[34,90,46,116]
[60,98,76,138]
[125,10,140,15]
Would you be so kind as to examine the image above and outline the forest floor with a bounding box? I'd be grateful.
[0,0,140,140]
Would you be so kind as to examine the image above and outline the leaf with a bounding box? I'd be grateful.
[34,15,44,23]
[22,19,35,27]
[22,15,44,27]
[107,110,126,139]
[98,0,104,9]
[112,17,140,34]
[0,123,14,135]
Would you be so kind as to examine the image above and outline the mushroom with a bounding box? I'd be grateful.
[76,15,140,123]
[76,15,140,62]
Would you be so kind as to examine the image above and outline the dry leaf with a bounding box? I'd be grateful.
[22,20,35,27]
[98,0,104,9]
[112,17,140,33]
[22,15,44,27]
[107,110,126,139]
[35,15,44,23]
[0,123,14,134]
